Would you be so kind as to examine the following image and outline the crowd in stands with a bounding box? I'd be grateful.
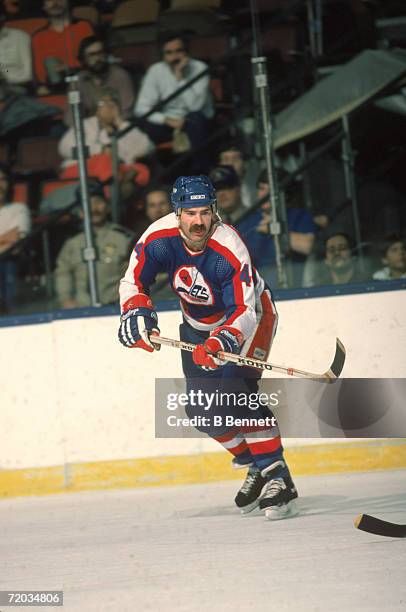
[54,179,132,308]
[135,31,213,153]
[0,0,405,314]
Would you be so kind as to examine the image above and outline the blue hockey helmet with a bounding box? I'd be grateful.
[171,175,217,214]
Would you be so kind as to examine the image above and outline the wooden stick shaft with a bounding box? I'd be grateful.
[151,335,344,382]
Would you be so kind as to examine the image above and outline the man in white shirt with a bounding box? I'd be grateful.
[134,31,213,171]
[0,164,31,313]
[0,5,32,85]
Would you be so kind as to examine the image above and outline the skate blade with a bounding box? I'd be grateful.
[264,499,300,521]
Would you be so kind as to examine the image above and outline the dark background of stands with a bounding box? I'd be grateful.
[1,0,406,315]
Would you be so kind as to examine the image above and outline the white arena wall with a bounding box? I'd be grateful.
[1,289,405,476]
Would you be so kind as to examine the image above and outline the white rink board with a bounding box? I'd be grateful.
[0,290,405,470]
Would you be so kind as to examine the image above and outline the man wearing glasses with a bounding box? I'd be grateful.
[134,31,213,169]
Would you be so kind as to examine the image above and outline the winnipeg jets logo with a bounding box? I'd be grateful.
[173,266,214,305]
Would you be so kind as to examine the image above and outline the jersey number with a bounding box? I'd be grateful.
[240,264,252,286]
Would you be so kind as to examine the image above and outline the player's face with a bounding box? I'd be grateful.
[325,235,351,269]
[219,150,244,178]
[179,206,214,250]
[384,241,406,272]
[145,191,171,223]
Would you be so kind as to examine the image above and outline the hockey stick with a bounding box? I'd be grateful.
[151,335,346,382]
[354,513,406,538]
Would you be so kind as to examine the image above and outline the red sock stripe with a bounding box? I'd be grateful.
[227,440,249,457]
[246,436,282,456]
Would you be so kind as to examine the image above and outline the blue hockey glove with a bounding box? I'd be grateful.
[118,295,160,352]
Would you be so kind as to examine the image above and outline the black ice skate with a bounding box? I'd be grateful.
[234,466,267,514]
[259,476,299,520]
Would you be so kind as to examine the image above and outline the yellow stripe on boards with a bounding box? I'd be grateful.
[1,440,405,499]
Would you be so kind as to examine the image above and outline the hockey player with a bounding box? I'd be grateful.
[118,175,298,520]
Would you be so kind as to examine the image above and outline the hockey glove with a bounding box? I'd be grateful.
[118,295,160,352]
[192,327,243,370]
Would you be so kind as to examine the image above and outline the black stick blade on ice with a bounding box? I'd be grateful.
[355,514,406,538]
[326,338,346,380]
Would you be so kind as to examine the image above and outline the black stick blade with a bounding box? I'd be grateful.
[355,514,406,538]
[324,338,346,381]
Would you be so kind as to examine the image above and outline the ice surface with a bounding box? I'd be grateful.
[0,470,405,611]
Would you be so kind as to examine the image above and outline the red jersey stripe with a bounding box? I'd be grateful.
[208,238,248,327]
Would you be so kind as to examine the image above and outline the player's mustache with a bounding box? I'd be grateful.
[190,225,205,232]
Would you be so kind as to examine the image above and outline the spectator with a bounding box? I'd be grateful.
[217,142,256,209]
[305,232,369,287]
[54,182,133,308]
[0,164,31,313]
[133,185,172,240]
[0,1,32,86]
[59,88,154,198]
[32,0,94,94]
[256,169,316,253]
[373,235,406,281]
[236,169,316,286]
[144,185,172,223]
[64,35,135,126]
[134,31,213,166]
[209,165,245,224]
[135,184,173,294]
